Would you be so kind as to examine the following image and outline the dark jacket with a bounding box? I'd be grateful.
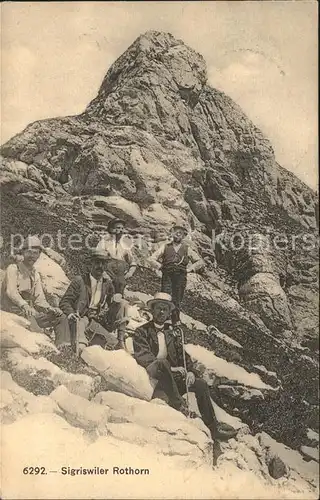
[133,321,198,375]
[59,273,114,318]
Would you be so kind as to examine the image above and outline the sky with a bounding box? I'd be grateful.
[1,1,318,190]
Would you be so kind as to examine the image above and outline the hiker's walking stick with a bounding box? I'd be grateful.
[75,320,79,357]
[176,325,190,417]
[75,311,80,357]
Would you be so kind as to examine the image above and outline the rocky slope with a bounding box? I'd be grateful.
[1,256,319,499]
[0,30,318,464]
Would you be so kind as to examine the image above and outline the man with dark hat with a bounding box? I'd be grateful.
[56,249,129,352]
[96,218,137,296]
[149,224,204,325]
[133,292,237,443]
[1,235,62,331]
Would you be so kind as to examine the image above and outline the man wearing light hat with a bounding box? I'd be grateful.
[149,223,204,325]
[1,235,62,331]
[133,292,237,443]
[57,248,129,351]
[96,218,137,296]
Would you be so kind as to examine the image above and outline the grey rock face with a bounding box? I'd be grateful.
[0,31,318,449]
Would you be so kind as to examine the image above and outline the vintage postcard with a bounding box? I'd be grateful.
[0,1,318,499]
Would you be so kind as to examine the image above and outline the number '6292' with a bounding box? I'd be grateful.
[23,467,46,475]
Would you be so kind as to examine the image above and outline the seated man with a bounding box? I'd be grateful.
[1,235,62,332]
[133,292,237,442]
[57,249,129,352]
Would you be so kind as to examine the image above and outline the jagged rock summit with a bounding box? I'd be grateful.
[0,31,318,453]
[1,30,317,226]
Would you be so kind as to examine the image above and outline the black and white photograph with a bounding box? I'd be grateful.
[0,1,318,498]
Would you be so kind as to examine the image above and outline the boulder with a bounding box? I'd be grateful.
[0,371,62,424]
[5,349,99,399]
[239,272,293,334]
[219,429,318,497]
[41,246,67,269]
[0,311,58,355]
[90,195,143,225]
[268,456,288,479]
[142,202,178,226]
[234,235,280,279]
[50,385,110,433]
[94,390,210,437]
[1,159,28,176]
[93,390,212,466]
[259,432,319,487]
[219,433,271,482]
[81,345,156,401]
[252,365,280,388]
[26,395,62,416]
[207,324,243,363]
[34,251,69,305]
[300,446,319,463]
[218,385,265,401]
[106,422,206,467]
[288,284,319,344]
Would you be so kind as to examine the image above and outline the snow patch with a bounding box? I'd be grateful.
[307,429,319,443]
[186,344,273,390]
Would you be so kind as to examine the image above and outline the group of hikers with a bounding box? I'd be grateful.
[1,219,237,446]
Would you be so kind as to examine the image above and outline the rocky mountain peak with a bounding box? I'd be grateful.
[95,31,207,92]
[86,31,207,127]
[0,32,318,455]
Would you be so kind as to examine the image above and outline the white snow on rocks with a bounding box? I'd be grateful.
[307,428,319,443]
[186,344,273,390]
